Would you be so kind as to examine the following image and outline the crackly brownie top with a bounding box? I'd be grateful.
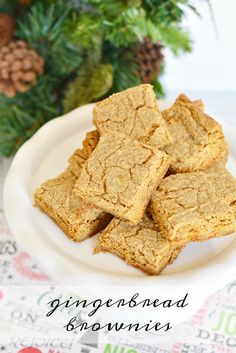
[75,132,169,215]
[97,215,169,252]
[93,84,171,148]
[34,169,86,214]
[151,172,231,225]
[163,94,226,172]
[206,164,236,212]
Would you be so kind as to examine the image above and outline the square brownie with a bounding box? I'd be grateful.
[150,172,235,243]
[163,94,228,172]
[93,84,171,148]
[34,169,111,242]
[94,215,184,275]
[75,132,171,224]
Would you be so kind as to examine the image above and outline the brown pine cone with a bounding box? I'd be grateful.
[132,38,164,83]
[0,13,15,48]
[0,40,44,97]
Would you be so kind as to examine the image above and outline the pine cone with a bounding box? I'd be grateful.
[0,40,44,97]
[133,38,164,83]
[0,13,15,48]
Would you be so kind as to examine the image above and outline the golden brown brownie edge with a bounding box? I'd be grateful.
[68,130,100,177]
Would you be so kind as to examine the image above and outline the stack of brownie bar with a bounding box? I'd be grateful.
[34,84,236,275]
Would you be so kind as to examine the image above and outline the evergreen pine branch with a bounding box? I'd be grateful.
[142,0,185,25]
[0,75,59,156]
[81,0,142,19]
[103,7,147,47]
[112,62,141,92]
[0,0,214,156]
[151,79,165,98]
[105,46,141,92]
[0,106,38,156]
[0,0,21,15]
[64,12,102,51]
[151,62,166,98]
[16,1,82,77]
[159,25,192,54]
[66,7,148,49]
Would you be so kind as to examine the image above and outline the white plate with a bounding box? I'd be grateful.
[3,102,236,326]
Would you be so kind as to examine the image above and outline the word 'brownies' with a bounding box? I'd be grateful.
[34,84,236,275]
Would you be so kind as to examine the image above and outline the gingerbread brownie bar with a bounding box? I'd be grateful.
[93,84,171,148]
[75,132,171,224]
[94,215,184,275]
[34,169,112,242]
[150,172,235,243]
[163,94,228,172]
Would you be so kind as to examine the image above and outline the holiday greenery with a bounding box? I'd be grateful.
[0,0,211,156]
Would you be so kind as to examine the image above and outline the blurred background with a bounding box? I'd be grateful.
[165,0,236,92]
[0,0,235,157]
[164,0,236,126]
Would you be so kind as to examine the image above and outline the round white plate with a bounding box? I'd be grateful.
[3,102,236,325]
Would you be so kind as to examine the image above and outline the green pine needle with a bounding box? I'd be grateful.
[0,76,59,156]
[160,25,192,55]
[16,1,82,77]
